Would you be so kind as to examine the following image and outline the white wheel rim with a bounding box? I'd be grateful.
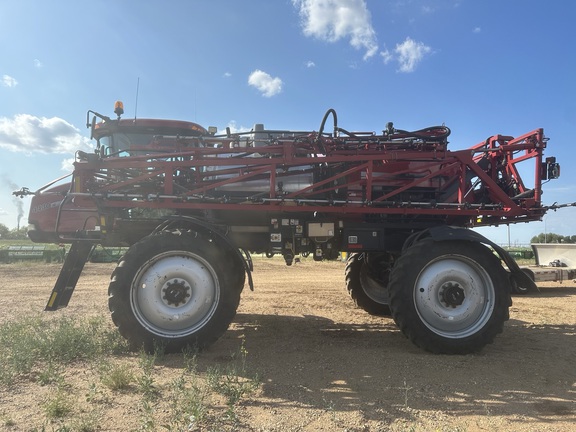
[414,255,495,338]
[130,251,219,338]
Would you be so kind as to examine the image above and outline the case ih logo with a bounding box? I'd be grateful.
[30,200,61,214]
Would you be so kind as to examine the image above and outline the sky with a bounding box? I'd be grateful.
[1,0,575,245]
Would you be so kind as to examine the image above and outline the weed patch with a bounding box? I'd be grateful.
[0,314,130,386]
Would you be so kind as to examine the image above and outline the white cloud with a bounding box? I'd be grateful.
[2,75,18,87]
[394,37,431,73]
[218,120,252,135]
[0,114,92,154]
[380,47,393,64]
[293,0,378,60]
[248,70,283,97]
[223,72,232,78]
[33,59,43,68]
[0,208,7,216]
[473,27,481,33]
[61,158,75,172]
[306,60,316,68]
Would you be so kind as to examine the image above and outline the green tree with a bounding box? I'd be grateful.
[0,223,10,239]
[9,227,28,240]
[530,233,576,243]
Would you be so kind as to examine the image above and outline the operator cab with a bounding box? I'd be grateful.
[88,101,209,157]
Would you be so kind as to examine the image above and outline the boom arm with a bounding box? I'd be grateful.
[67,127,552,221]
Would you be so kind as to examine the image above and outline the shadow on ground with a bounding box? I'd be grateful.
[155,304,576,428]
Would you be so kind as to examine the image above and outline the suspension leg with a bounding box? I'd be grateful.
[45,242,94,311]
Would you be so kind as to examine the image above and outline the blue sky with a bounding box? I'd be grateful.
[1,0,575,245]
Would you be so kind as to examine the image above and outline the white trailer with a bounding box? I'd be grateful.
[516,243,576,292]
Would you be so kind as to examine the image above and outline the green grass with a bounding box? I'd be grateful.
[206,339,260,421]
[43,390,73,419]
[0,239,35,247]
[0,315,130,385]
[0,311,261,429]
[99,362,134,391]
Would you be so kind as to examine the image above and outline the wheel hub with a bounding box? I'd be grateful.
[439,281,465,308]
[162,279,191,306]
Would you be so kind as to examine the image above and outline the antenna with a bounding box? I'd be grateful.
[134,77,140,120]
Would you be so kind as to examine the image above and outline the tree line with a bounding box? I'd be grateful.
[0,223,29,240]
[530,233,576,244]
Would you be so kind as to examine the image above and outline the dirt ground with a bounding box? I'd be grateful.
[1,259,575,431]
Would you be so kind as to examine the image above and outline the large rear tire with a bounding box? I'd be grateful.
[388,239,511,354]
[345,253,391,316]
[108,231,244,352]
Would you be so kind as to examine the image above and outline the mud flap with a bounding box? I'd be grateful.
[45,242,94,311]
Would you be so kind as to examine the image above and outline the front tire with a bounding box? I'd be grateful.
[108,231,244,352]
[388,239,511,354]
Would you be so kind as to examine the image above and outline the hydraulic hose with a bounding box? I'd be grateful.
[316,109,338,154]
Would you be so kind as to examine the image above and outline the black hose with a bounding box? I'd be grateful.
[318,108,338,137]
[316,109,338,154]
[393,126,451,142]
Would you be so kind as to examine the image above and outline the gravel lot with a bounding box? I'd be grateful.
[1,259,575,431]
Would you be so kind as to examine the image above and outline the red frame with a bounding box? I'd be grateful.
[63,128,548,230]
